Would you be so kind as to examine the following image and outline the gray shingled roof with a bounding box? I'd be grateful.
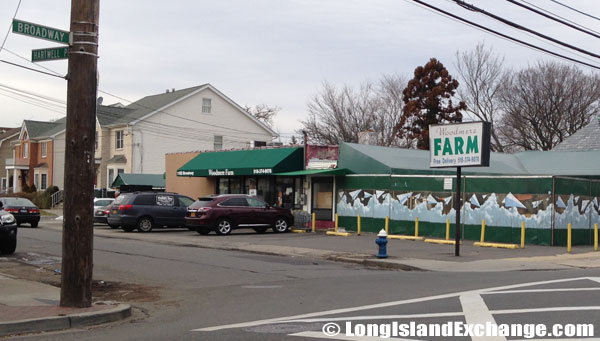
[97,105,134,126]
[553,119,600,151]
[0,128,19,141]
[24,120,64,139]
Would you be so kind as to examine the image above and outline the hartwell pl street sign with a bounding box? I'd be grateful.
[12,19,70,45]
[429,121,491,168]
[32,46,69,62]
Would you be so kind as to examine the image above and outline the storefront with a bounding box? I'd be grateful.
[176,147,306,209]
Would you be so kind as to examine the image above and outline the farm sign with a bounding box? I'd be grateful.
[429,121,491,168]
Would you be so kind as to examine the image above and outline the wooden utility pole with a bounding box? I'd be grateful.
[60,0,100,308]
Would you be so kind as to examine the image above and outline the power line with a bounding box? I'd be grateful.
[0,0,21,55]
[406,0,600,70]
[451,0,600,60]
[521,0,600,36]
[506,0,600,39]
[0,59,66,79]
[550,0,600,22]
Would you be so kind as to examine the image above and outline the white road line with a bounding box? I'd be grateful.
[460,293,504,341]
[193,277,599,332]
[288,331,415,340]
[282,312,464,323]
[492,306,600,315]
[483,288,600,294]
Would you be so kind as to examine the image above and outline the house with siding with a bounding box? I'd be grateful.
[5,84,277,192]
[0,127,20,192]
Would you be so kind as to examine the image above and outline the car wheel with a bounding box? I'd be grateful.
[253,227,267,234]
[215,219,232,235]
[137,217,154,233]
[0,237,17,255]
[30,221,38,228]
[121,225,135,232]
[197,227,211,235]
[273,217,289,233]
[108,224,120,229]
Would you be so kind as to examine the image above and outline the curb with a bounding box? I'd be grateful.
[0,304,131,337]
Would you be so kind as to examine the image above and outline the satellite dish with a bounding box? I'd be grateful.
[97,97,104,105]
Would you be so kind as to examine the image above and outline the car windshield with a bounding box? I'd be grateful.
[94,199,114,206]
[4,198,35,206]
[189,198,215,208]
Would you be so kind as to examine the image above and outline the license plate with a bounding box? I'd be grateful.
[20,209,27,213]
[190,212,196,217]
[112,210,118,214]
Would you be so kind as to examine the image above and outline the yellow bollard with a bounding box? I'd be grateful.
[312,213,316,233]
[521,221,526,249]
[595,223,598,252]
[357,215,361,236]
[385,216,389,235]
[335,213,339,232]
[480,220,486,243]
[445,219,450,241]
[415,217,419,237]
[567,223,572,253]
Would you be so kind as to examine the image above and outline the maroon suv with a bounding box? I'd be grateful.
[185,194,294,235]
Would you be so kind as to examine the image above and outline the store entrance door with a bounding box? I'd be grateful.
[311,177,333,221]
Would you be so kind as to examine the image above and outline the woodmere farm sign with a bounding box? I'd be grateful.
[429,121,491,168]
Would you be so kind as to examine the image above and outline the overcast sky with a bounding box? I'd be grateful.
[1,0,599,141]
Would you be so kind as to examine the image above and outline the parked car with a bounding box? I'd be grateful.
[93,198,115,212]
[0,201,17,255]
[185,194,294,235]
[94,204,112,226]
[0,197,41,228]
[107,192,195,232]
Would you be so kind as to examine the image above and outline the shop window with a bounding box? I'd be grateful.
[229,178,242,194]
[275,177,294,209]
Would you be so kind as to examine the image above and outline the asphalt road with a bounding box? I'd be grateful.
[4,220,600,340]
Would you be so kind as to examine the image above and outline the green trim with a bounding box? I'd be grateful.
[274,168,349,176]
[177,147,303,177]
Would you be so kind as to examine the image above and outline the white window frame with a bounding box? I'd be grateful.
[23,142,28,158]
[202,98,212,114]
[115,130,124,150]
[108,168,115,187]
[214,135,223,150]
[1,178,6,191]
[34,173,40,189]
[41,142,47,158]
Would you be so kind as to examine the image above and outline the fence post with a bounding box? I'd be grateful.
[312,213,316,233]
[446,219,450,241]
[415,217,419,237]
[480,220,486,243]
[521,221,526,249]
[595,223,598,252]
[357,215,361,236]
[385,216,389,235]
[567,223,572,253]
[335,213,338,233]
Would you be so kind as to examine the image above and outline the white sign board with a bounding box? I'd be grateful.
[429,122,491,168]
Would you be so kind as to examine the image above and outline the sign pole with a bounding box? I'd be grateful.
[455,166,461,256]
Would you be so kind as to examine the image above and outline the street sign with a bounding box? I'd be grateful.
[12,19,70,45]
[32,46,69,62]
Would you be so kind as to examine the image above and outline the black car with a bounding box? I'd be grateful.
[0,197,41,227]
[107,192,195,232]
[0,201,17,255]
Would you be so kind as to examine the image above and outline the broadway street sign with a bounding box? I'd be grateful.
[12,19,70,45]
[32,46,69,62]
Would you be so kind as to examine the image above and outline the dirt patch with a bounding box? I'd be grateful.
[0,258,160,303]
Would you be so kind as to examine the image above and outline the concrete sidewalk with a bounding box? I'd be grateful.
[0,272,131,337]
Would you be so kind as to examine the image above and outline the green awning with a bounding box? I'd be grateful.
[111,173,166,188]
[177,147,304,177]
[274,168,349,176]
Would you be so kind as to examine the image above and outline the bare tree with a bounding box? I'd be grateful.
[245,104,280,127]
[498,61,600,151]
[300,75,409,146]
[455,43,508,152]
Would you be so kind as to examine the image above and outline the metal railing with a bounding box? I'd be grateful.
[51,190,64,207]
